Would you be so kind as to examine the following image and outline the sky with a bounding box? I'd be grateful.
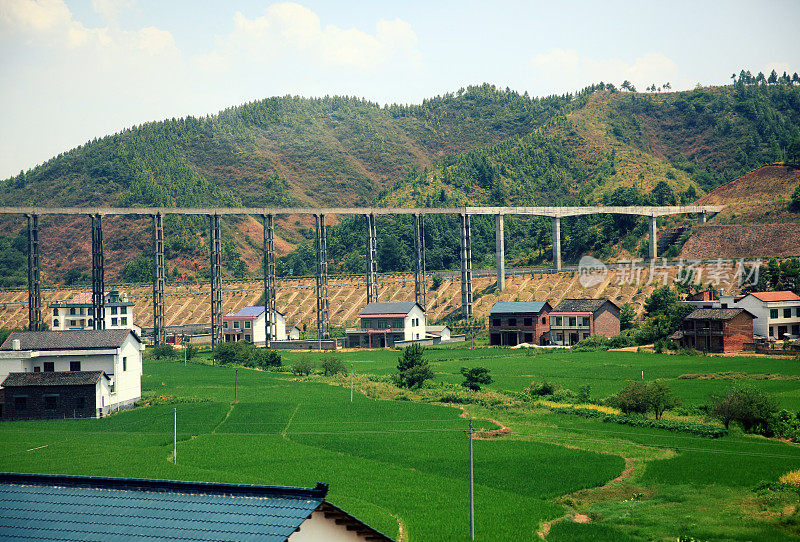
[1,0,798,179]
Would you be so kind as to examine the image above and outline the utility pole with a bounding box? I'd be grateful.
[469,421,474,540]
[350,363,354,403]
[235,369,238,402]
[173,407,177,465]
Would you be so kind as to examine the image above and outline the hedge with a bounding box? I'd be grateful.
[548,406,727,438]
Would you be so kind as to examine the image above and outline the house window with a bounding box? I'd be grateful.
[70,307,76,315]
[111,318,118,326]
[234,321,240,329]
[721,303,728,308]
[80,308,85,315]
[508,318,517,326]
[796,308,800,317]
[492,318,501,326]
[792,324,799,336]
[121,317,127,325]
[770,309,779,319]
[245,321,251,329]
[523,318,532,326]
[568,317,577,327]
[44,395,58,410]
[111,306,118,315]
[542,317,546,324]
[53,308,59,316]
[53,319,59,327]
[70,361,81,372]
[88,308,94,315]
[553,316,562,326]
[581,317,590,327]
[121,306,128,314]
[43,362,54,372]
[88,319,93,327]
[524,333,533,343]
[785,308,792,318]
[224,321,229,329]
[555,332,563,341]
[245,334,251,342]
[33,366,40,372]
[123,357,127,371]
[14,396,27,411]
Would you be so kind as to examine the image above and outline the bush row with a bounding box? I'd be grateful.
[548,406,728,438]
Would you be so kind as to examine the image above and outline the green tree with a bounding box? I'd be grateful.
[711,386,779,435]
[615,382,649,415]
[121,256,154,283]
[460,366,493,391]
[620,303,636,331]
[292,357,315,376]
[646,382,679,420]
[397,344,433,389]
[151,344,175,359]
[321,356,346,376]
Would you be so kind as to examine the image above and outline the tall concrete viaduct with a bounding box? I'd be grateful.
[0,205,722,350]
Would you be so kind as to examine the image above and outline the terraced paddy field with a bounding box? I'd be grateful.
[2,347,800,540]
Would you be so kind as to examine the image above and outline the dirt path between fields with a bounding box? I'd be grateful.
[456,405,512,439]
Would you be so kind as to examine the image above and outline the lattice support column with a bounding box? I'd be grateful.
[263,214,276,347]
[91,214,105,330]
[315,214,330,341]
[413,213,427,310]
[210,214,222,352]
[26,214,42,331]
[365,213,378,303]
[460,213,473,318]
[153,213,166,345]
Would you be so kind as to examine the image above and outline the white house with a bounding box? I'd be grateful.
[687,291,800,340]
[346,302,427,348]
[288,325,302,340]
[223,306,287,345]
[49,288,140,334]
[0,329,143,419]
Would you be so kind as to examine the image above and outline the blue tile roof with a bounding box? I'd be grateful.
[489,301,549,314]
[228,306,266,318]
[0,473,326,542]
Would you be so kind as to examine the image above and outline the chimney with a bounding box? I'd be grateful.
[12,339,21,351]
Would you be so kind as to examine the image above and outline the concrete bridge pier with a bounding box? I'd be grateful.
[551,216,562,271]
[495,214,505,290]
[315,214,330,340]
[699,210,708,223]
[209,214,222,352]
[91,214,105,330]
[413,213,427,310]
[153,213,165,345]
[460,213,473,318]
[263,214,276,347]
[366,214,378,303]
[649,216,658,260]
[26,214,42,331]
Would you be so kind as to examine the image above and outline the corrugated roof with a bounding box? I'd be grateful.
[0,330,137,351]
[685,308,753,321]
[225,306,286,318]
[1,371,106,387]
[359,302,418,316]
[0,473,327,542]
[749,291,800,302]
[489,301,549,314]
[552,298,615,313]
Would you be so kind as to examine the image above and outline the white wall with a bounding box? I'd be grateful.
[403,305,427,341]
[112,334,143,405]
[288,510,368,542]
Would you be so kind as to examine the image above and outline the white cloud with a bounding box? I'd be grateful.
[530,49,682,94]
[91,0,134,24]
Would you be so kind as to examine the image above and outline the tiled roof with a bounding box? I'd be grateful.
[225,306,285,318]
[0,330,138,351]
[685,308,753,321]
[359,302,418,316]
[490,301,549,314]
[749,291,800,302]
[0,473,331,542]
[552,298,615,313]
[1,371,107,387]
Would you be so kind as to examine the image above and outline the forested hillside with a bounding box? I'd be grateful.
[1,74,800,286]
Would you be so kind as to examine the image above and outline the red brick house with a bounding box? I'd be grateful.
[672,308,755,353]
[549,298,620,346]
[488,301,552,346]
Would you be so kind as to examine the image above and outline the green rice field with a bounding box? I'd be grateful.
[2,347,800,540]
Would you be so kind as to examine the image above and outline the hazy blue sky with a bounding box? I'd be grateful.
[1,0,798,179]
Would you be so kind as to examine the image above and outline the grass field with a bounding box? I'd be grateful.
[2,346,800,540]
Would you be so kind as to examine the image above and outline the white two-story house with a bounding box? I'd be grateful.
[346,302,427,348]
[687,291,800,340]
[49,288,140,334]
[223,306,287,345]
[0,330,143,420]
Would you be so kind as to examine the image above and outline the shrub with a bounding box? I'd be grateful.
[548,406,727,438]
[215,341,281,368]
[646,381,679,420]
[292,358,314,376]
[780,469,800,488]
[710,385,779,435]
[397,344,433,389]
[577,384,592,404]
[460,366,493,391]
[184,343,197,361]
[615,382,649,415]
[151,344,175,359]
[321,356,346,376]
[431,273,444,290]
[527,380,557,397]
